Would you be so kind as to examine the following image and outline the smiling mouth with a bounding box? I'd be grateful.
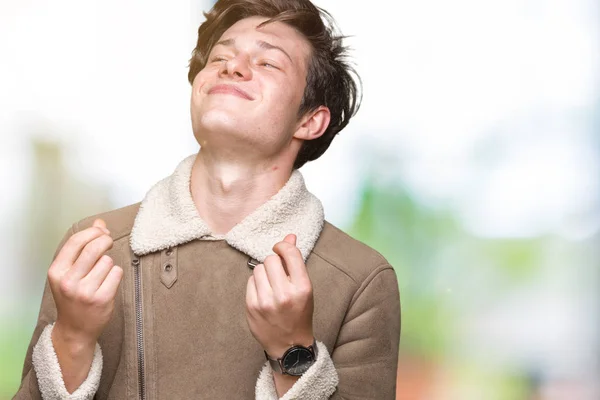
[208,85,254,100]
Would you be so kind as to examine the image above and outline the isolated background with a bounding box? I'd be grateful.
[1,0,598,399]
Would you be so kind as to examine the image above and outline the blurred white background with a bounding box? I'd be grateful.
[1,0,598,398]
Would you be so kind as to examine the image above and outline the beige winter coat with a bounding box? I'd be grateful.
[14,154,401,399]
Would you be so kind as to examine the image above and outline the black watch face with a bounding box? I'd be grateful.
[282,347,314,376]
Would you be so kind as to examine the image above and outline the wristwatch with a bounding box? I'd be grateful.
[264,339,318,376]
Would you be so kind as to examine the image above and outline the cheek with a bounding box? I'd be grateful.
[192,71,211,98]
[293,74,307,107]
[265,76,301,109]
[284,73,305,108]
[276,79,304,122]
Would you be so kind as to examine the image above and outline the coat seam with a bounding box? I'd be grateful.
[321,222,389,264]
[152,252,158,400]
[334,354,396,368]
[112,231,132,243]
[73,219,132,244]
[332,266,395,353]
[310,251,359,286]
[347,265,394,312]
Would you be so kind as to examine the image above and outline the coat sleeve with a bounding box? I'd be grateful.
[254,265,401,400]
[12,226,103,400]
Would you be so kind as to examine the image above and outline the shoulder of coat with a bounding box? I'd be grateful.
[73,202,141,242]
[311,221,392,285]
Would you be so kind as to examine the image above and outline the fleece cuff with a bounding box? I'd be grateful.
[32,323,102,400]
[255,341,338,400]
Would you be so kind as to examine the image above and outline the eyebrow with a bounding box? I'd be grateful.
[213,38,294,65]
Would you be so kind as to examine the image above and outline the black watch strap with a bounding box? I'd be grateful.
[264,339,318,375]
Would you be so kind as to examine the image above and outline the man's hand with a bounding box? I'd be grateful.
[47,218,123,393]
[245,234,314,359]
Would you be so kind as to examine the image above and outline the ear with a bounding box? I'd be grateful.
[292,106,331,141]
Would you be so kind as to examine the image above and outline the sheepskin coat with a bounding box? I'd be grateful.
[14,154,401,400]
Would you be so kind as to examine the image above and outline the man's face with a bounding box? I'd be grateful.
[190,16,311,158]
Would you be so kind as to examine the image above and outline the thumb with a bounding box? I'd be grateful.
[283,234,296,246]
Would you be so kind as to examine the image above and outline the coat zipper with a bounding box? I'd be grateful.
[133,257,146,400]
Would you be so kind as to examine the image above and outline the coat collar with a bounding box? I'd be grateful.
[130,154,324,262]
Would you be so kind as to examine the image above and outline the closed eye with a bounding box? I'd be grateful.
[258,60,280,70]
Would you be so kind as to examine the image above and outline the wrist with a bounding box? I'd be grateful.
[265,335,315,359]
[52,322,97,356]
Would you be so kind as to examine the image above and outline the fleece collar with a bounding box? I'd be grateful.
[130,154,324,262]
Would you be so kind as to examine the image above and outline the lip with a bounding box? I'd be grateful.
[208,84,254,100]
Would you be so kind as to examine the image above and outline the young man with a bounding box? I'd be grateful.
[15,0,400,399]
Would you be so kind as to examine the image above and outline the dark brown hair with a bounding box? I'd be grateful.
[188,0,361,169]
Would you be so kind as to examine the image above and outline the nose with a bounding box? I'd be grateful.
[219,54,252,81]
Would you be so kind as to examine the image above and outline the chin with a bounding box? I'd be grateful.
[198,109,246,133]
[191,110,254,146]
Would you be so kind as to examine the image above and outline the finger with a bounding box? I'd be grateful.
[52,227,108,276]
[283,234,296,246]
[252,263,273,302]
[95,265,123,301]
[246,275,259,309]
[276,234,297,276]
[80,255,114,292]
[66,234,114,281]
[93,218,110,234]
[272,241,308,285]
[263,254,290,295]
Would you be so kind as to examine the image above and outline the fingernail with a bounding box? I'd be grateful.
[102,228,110,234]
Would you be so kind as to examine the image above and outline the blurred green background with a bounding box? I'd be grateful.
[1,0,598,399]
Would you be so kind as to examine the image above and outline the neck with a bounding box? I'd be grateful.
[190,147,294,235]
